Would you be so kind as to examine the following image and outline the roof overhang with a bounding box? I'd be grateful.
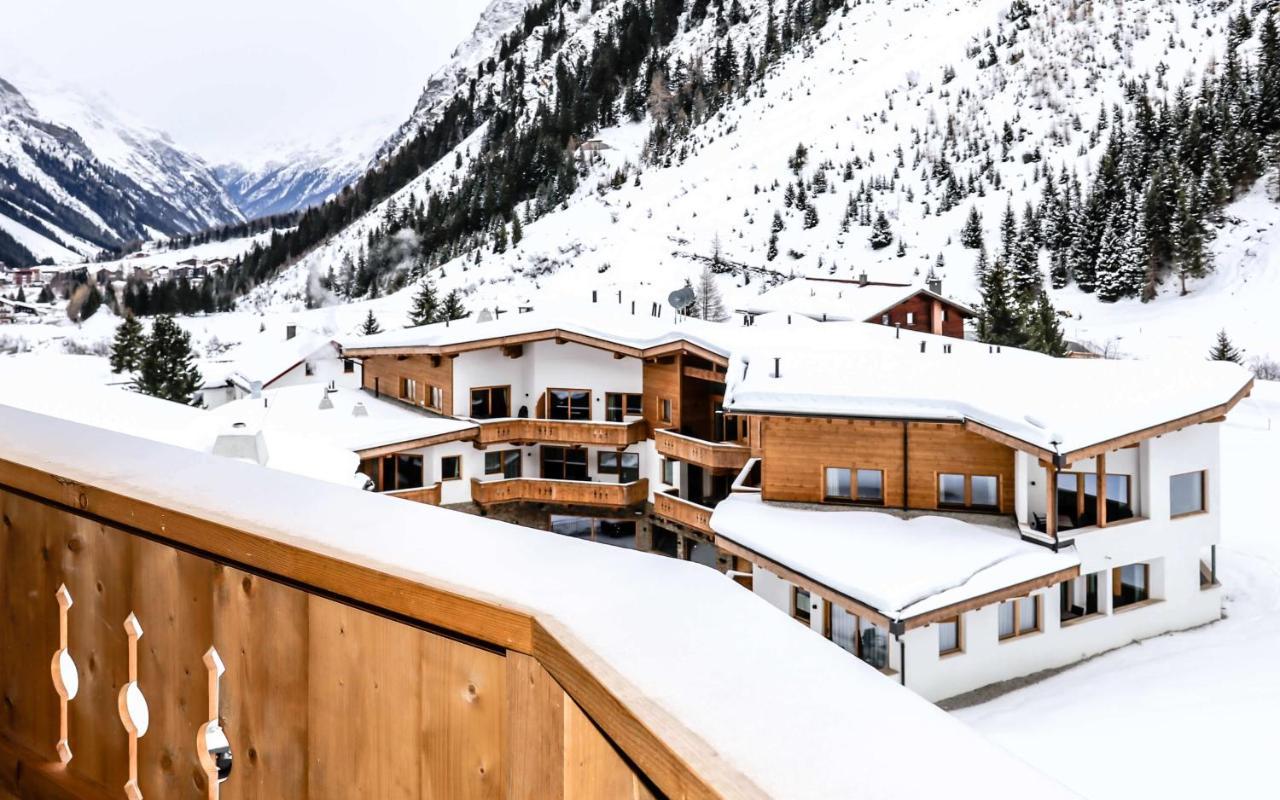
[344,328,730,367]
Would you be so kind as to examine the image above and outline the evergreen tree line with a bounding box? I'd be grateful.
[120,273,234,317]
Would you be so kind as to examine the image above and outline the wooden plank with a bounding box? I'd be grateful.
[902,565,1081,630]
[962,419,1057,464]
[419,629,505,799]
[504,653,564,800]
[356,429,477,460]
[564,695,647,800]
[759,416,906,506]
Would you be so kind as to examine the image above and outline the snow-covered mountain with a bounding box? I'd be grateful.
[239,0,1280,365]
[0,76,243,267]
[215,121,391,218]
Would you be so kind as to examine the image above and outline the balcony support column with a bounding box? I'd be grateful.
[1096,453,1108,528]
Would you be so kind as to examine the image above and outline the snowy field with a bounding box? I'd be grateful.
[957,382,1280,799]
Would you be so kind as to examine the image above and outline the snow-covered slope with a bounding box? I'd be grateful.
[244,0,1277,364]
[0,75,243,267]
[215,121,392,218]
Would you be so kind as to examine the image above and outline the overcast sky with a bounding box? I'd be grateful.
[0,0,488,164]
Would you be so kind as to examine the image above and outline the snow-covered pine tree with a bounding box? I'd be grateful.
[976,257,1025,348]
[440,290,468,321]
[134,315,202,406]
[360,310,383,336]
[960,206,983,248]
[407,279,440,327]
[1208,329,1243,363]
[869,211,893,249]
[803,203,819,229]
[109,313,146,374]
[693,263,729,321]
[1094,217,1126,302]
[1009,221,1041,303]
[998,202,1018,263]
[1024,290,1067,357]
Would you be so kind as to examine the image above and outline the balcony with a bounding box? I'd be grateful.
[476,417,647,448]
[654,428,750,471]
[471,476,649,508]
[384,482,442,505]
[653,491,716,536]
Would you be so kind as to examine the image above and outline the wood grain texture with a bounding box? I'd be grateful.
[361,353,454,415]
[504,653,564,800]
[642,356,682,433]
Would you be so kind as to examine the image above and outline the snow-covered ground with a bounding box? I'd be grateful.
[957,381,1280,799]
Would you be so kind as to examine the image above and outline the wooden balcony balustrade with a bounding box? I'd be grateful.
[475,417,647,448]
[384,482,442,505]
[471,477,648,508]
[652,492,716,536]
[654,429,751,472]
[0,405,1073,800]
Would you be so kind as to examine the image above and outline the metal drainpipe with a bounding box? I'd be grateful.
[899,637,906,687]
[1212,544,1217,585]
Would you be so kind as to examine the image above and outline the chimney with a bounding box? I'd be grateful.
[352,402,369,417]
[858,272,869,287]
[249,380,263,400]
[212,424,270,466]
[286,324,297,340]
[927,276,942,294]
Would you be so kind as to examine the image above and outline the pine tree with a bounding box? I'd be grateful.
[360,309,383,336]
[133,315,202,406]
[511,215,523,246]
[1024,290,1067,357]
[803,203,819,229]
[407,279,439,327]
[960,205,984,248]
[1208,329,1243,363]
[976,257,1025,347]
[868,211,893,249]
[1094,217,1126,302]
[692,264,728,321]
[440,290,468,321]
[109,313,146,374]
[80,285,102,321]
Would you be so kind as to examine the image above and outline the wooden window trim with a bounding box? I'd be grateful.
[605,392,643,422]
[440,455,462,482]
[791,586,812,625]
[937,473,1001,512]
[822,466,886,506]
[998,594,1041,642]
[937,615,964,658]
[823,602,863,658]
[1169,470,1208,519]
[399,376,418,402]
[470,385,512,419]
[546,388,592,421]
[659,397,674,424]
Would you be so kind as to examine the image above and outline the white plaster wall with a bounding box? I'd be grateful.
[752,566,793,616]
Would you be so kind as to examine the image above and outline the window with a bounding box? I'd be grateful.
[659,398,673,423]
[550,516,637,550]
[906,311,915,325]
[1113,563,1150,609]
[791,587,812,625]
[541,446,588,481]
[440,455,461,482]
[998,595,1040,640]
[1059,572,1101,623]
[304,361,315,377]
[937,616,962,656]
[484,450,521,479]
[343,359,355,374]
[826,605,859,656]
[427,385,444,411]
[1170,471,1206,517]
[375,454,424,491]
[599,451,640,483]
[856,469,884,503]
[970,475,998,508]
[938,473,966,506]
[661,458,676,486]
[824,467,852,500]
[1057,472,1134,527]
[470,386,510,419]
[548,389,591,420]
[859,619,889,669]
[605,393,643,422]
[880,314,890,325]
[400,377,418,401]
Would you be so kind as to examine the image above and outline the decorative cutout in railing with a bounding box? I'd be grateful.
[117,612,149,800]
[197,646,232,799]
[49,584,78,764]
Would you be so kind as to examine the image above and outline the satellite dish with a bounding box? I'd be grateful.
[668,286,696,310]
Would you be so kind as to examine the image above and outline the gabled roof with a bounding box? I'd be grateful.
[724,341,1254,464]
[736,276,976,322]
[223,331,338,390]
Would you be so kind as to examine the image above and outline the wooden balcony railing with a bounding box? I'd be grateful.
[471,477,648,508]
[653,492,716,536]
[476,417,647,448]
[0,404,1071,800]
[384,482,442,505]
[654,429,750,471]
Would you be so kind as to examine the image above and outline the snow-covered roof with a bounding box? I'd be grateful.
[0,404,1074,798]
[210,385,477,454]
[736,276,975,322]
[711,494,1079,621]
[725,343,1254,460]
[222,330,337,390]
[0,354,360,486]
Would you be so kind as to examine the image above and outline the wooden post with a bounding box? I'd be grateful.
[118,613,146,800]
[197,647,226,800]
[1045,463,1058,550]
[50,584,76,764]
[1096,453,1108,528]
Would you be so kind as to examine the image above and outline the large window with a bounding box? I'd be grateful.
[998,596,1040,640]
[550,516,637,549]
[1113,563,1150,609]
[470,386,510,419]
[548,389,591,420]
[1170,471,1206,517]
[541,446,588,481]
[859,619,889,669]
[824,467,884,504]
[937,616,962,656]
[378,454,424,491]
[661,458,676,486]
[1059,572,1101,623]
[938,473,1000,510]
[484,450,521,479]
[826,605,859,656]
[605,393,643,422]
[1057,472,1135,527]
[598,451,640,483]
[440,455,462,482]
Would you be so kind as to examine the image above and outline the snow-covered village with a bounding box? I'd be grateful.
[1,0,1278,798]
